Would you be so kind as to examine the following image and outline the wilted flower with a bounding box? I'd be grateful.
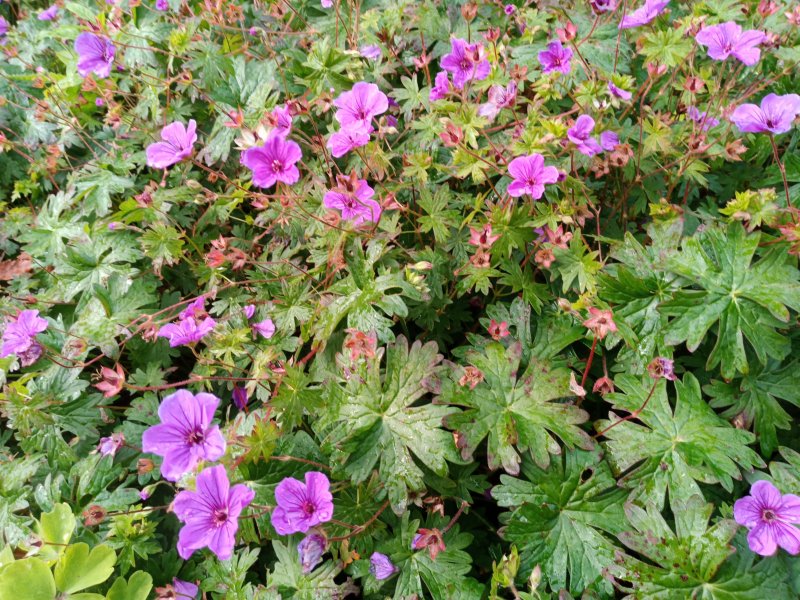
[38,5,59,20]
[98,432,125,457]
[619,0,669,30]
[538,41,573,75]
[323,172,381,225]
[173,465,254,560]
[297,534,327,573]
[730,93,800,135]
[734,480,800,556]
[343,328,378,362]
[647,357,677,381]
[141,390,226,481]
[411,528,446,560]
[507,153,560,199]
[157,316,216,347]
[600,130,620,151]
[334,82,389,132]
[479,81,517,120]
[83,505,107,526]
[154,578,198,599]
[583,307,617,340]
[138,458,155,475]
[360,44,382,60]
[440,38,491,89]
[591,0,618,12]
[146,120,197,169]
[429,71,451,102]
[271,471,334,535]
[370,552,397,580]
[567,115,603,156]
[74,33,116,78]
[252,318,276,339]
[1,309,48,360]
[592,376,615,395]
[241,135,302,188]
[608,81,632,100]
[695,22,765,66]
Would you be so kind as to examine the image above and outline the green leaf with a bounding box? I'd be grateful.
[662,223,800,378]
[139,223,185,276]
[0,557,56,600]
[597,374,763,510]
[320,336,459,514]
[105,571,153,600]
[37,503,75,562]
[443,342,593,475]
[54,543,116,594]
[494,448,627,595]
[553,234,601,294]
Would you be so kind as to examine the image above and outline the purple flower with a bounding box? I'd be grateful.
[173,465,254,560]
[252,318,276,339]
[172,579,198,599]
[156,0,169,10]
[479,81,517,120]
[440,38,491,89]
[730,93,800,135]
[591,0,618,11]
[139,490,150,501]
[504,4,516,15]
[1,310,48,359]
[567,115,603,156]
[269,105,292,139]
[507,154,560,199]
[243,304,256,320]
[74,33,116,78]
[321,0,333,7]
[327,127,371,158]
[157,316,216,347]
[360,44,382,60]
[619,0,669,30]
[608,82,632,100]
[297,534,326,573]
[687,106,719,130]
[98,432,125,457]
[734,480,800,556]
[38,5,59,20]
[141,390,226,481]
[429,71,450,102]
[538,41,573,75]
[695,22,765,66]
[323,177,381,225]
[271,471,334,535]
[0,17,8,40]
[369,552,397,580]
[334,82,389,132]
[600,130,620,151]
[146,120,198,169]
[96,98,105,107]
[180,297,207,320]
[232,386,249,410]
[241,135,302,188]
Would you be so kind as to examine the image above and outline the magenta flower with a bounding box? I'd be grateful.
[98,432,125,457]
[180,297,207,320]
[507,154,560,199]
[271,471,334,535]
[269,105,292,139]
[600,130,620,151]
[695,22,765,66]
[243,304,256,320]
[369,552,397,580]
[1,309,48,359]
[241,135,302,188]
[323,176,381,225]
[504,4,516,15]
[146,120,198,169]
[142,390,226,481]
[173,465,254,560]
[538,41,573,75]
[38,5,59,20]
[297,534,326,573]
[479,81,517,120]
[74,33,116,78]
[440,38,491,89]
[157,316,216,347]
[730,93,800,135]
[360,44,382,60]
[321,0,333,7]
[252,318,276,339]
[156,0,169,9]
[687,106,719,130]
[327,127,370,158]
[619,0,669,29]
[734,480,800,556]
[333,82,389,132]
[171,579,198,599]
[608,82,632,100]
[0,18,7,41]
[567,115,603,156]
[429,71,450,102]
[591,0,618,11]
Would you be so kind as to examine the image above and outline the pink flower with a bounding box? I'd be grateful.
[75,33,115,78]
[567,115,603,156]
[734,480,800,556]
[479,81,517,120]
[268,105,292,139]
[243,304,256,320]
[241,135,302,188]
[429,71,451,102]
[146,120,198,169]
[327,127,370,158]
[333,82,389,132]
[583,307,617,340]
[321,0,333,7]
[538,41,573,75]
[469,223,500,249]
[619,0,669,30]
[600,130,620,151]
[440,38,491,89]
[157,317,216,347]
[323,173,381,225]
[98,432,125,457]
[730,93,800,135]
[591,0,618,12]
[180,297,207,320]
[507,153,560,199]
[608,81,632,100]
[695,22,765,66]
[38,5,59,20]
[252,318,276,339]
[271,471,334,535]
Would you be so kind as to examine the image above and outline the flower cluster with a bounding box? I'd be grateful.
[327,82,388,157]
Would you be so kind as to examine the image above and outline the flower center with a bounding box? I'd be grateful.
[343,195,359,209]
[762,509,777,522]
[212,508,229,527]
[187,429,205,444]
[301,501,316,517]
[271,159,284,173]
[459,59,471,71]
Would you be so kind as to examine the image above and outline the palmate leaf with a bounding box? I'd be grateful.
[705,361,800,456]
[319,337,459,514]
[442,342,593,476]
[493,448,627,595]
[661,223,800,378]
[610,496,793,599]
[597,374,763,510]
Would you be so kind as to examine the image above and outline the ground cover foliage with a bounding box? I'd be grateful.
[1,0,800,597]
